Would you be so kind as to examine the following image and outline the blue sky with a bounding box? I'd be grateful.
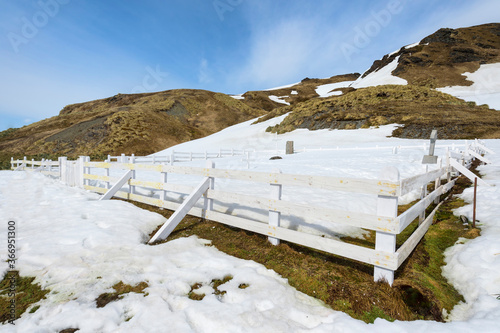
[1,0,499,131]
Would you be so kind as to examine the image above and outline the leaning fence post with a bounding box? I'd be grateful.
[268,169,282,246]
[374,167,399,286]
[170,150,175,166]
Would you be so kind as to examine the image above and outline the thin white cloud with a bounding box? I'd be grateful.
[233,17,344,89]
[198,58,212,84]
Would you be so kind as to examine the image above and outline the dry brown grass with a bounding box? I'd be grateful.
[365,23,500,88]
[261,84,500,139]
[0,89,265,160]
[240,73,360,111]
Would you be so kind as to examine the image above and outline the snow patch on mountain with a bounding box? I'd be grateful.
[437,63,500,110]
[350,56,408,89]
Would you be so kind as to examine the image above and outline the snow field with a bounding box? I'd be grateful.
[1,139,499,332]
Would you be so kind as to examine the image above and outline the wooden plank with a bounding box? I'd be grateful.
[99,170,133,201]
[468,149,492,164]
[206,189,398,233]
[398,184,443,232]
[84,173,115,182]
[450,159,489,186]
[400,168,446,196]
[85,162,399,195]
[396,202,442,267]
[149,177,210,243]
[203,210,398,270]
[476,142,495,155]
[129,179,194,194]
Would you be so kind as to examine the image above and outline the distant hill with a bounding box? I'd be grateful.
[1,23,499,166]
[0,90,264,159]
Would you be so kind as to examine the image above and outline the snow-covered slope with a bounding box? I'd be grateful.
[349,56,408,89]
[437,63,500,110]
[1,124,500,331]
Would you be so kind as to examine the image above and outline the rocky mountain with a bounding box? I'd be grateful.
[257,23,500,138]
[1,23,499,166]
[365,23,500,87]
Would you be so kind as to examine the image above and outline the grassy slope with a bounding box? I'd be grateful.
[239,73,360,111]
[259,84,500,139]
[0,89,265,164]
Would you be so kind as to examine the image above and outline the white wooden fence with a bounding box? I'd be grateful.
[106,149,249,165]
[10,141,493,285]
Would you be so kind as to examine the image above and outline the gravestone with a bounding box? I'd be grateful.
[422,130,438,164]
[286,141,294,155]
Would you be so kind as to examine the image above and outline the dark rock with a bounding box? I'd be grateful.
[421,28,464,44]
[450,47,481,63]
[270,156,282,160]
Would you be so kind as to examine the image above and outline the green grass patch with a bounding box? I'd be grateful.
[95,281,148,308]
[0,271,49,323]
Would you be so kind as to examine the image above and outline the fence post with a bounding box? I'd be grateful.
[170,151,175,166]
[105,163,110,189]
[202,160,215,219]
[269,169,282,246]
[374,167,399,286]
[130,155,136,195]
[59,157,67,183]
[77,156,85,188]
[419,184,427,224]
[160,169,168,208]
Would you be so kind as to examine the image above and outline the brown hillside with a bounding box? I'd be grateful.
[261,85,500,139]
[239,73,360,111]
[364,23,500,88]
[0,89,265,159]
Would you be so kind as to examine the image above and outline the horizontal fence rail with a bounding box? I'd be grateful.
[10,139,492,286]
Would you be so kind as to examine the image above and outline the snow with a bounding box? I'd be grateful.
[230,94,244,100]
[264,82,300,91]
[387,41,421,57]
[2,115,500,331]
[291,90,298,95]
[315,81,355,97]
[350,56,408,89]
[437,63,500,111]
[268,95,290,105]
